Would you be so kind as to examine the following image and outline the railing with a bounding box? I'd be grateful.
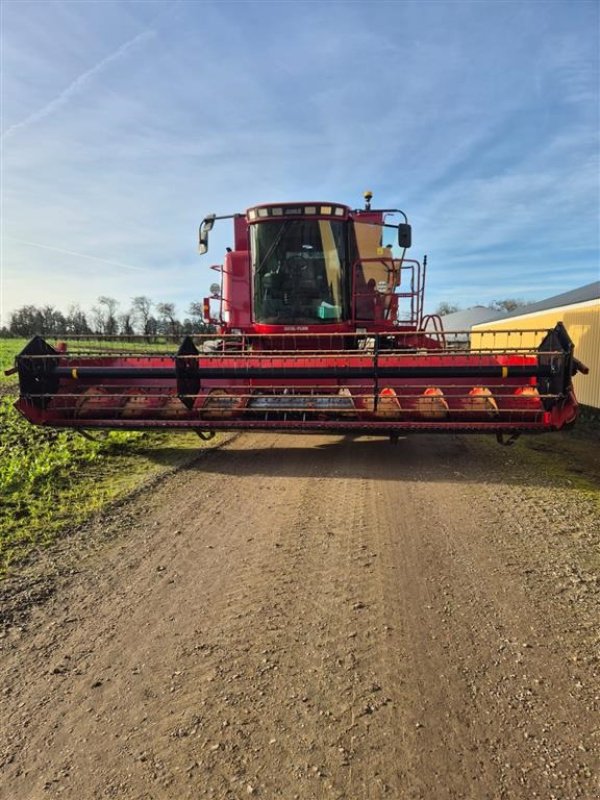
[352,258,423,326]
[18,328,572,356]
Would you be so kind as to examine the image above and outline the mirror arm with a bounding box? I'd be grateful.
[198,213,241,255]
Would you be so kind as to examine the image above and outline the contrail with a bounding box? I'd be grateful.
[6,237,146,272]
[1,29,156,141]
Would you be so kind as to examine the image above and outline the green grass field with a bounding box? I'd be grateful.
[0,337,216,575]
[0,338,27,385]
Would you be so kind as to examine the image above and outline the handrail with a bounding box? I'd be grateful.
[420,314,446,348]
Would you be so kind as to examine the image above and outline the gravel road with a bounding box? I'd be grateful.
[1,432,598,800]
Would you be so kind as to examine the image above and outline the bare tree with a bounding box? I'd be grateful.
[118,310,135,336]
[90,304,105,335]
[156,302,180,337]
[146,316,159,337]
[132,296,153,335]
[97,296,119,336]
[436,302,461,316]
[188,301,203,319]
[489,298,526,313]
[188,301,207,333]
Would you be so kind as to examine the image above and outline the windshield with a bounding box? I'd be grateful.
[252,219,347,324]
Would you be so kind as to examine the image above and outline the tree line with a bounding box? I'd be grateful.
[1,296,213,338]
[2,295,531,338]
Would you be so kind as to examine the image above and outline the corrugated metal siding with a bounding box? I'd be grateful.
[471,300,600,409]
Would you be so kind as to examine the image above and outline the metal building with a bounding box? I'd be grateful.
[472,282,600,410]
[439,306,507,346]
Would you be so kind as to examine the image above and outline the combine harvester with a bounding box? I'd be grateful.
[12,192,586,444]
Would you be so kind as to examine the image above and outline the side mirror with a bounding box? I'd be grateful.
[398,223,412,249]
[198,215,216,254]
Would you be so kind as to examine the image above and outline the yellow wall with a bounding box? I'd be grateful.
[472,300,600,409]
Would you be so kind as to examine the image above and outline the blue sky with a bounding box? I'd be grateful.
[1,0,598,325]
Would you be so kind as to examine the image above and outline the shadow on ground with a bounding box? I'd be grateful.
[141,431,600,490]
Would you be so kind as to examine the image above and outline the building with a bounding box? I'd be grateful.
[439,306,508,346]
[471,282,600,410]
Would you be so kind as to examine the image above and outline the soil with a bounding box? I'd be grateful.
[1,432,598,800]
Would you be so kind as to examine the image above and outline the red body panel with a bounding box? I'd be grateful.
[222,250,252,329]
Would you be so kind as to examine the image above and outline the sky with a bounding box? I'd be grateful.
[1,0,598,326]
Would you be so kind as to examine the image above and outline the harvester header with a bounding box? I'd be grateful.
[12,193,586,441]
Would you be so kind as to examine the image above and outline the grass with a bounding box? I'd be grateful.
[522,425,600,495]
[0,337,219,576]
[1,338,27,386]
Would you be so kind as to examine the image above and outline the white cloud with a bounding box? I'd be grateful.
[1,29,156,141]
[4,237,146,272]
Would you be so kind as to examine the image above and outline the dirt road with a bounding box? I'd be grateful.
[1,433,599,800]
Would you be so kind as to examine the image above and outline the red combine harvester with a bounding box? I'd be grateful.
[13,193,586,443]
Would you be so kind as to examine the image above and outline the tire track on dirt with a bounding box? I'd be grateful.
[0,432,598,800]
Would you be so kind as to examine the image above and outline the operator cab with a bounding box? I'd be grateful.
[198,193,415,332]
[248,203,350,325]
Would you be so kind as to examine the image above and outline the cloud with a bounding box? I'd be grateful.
[1,28,156,141]
[5,237,146,272]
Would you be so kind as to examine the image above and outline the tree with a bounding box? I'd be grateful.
[188,301,204,319]
[40,305,66,334]
[118,310,135,336]
[90,305,105,335]
[156,302,180,337]
[146,315,159,337]
[9,304,66,335]
[132,296,153,335]
[488,298,526,313]
[10,305,42,336]
[97,296,119,335]
[188,301,208,333]
[436,302,461,316]
[65,305,92,335]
